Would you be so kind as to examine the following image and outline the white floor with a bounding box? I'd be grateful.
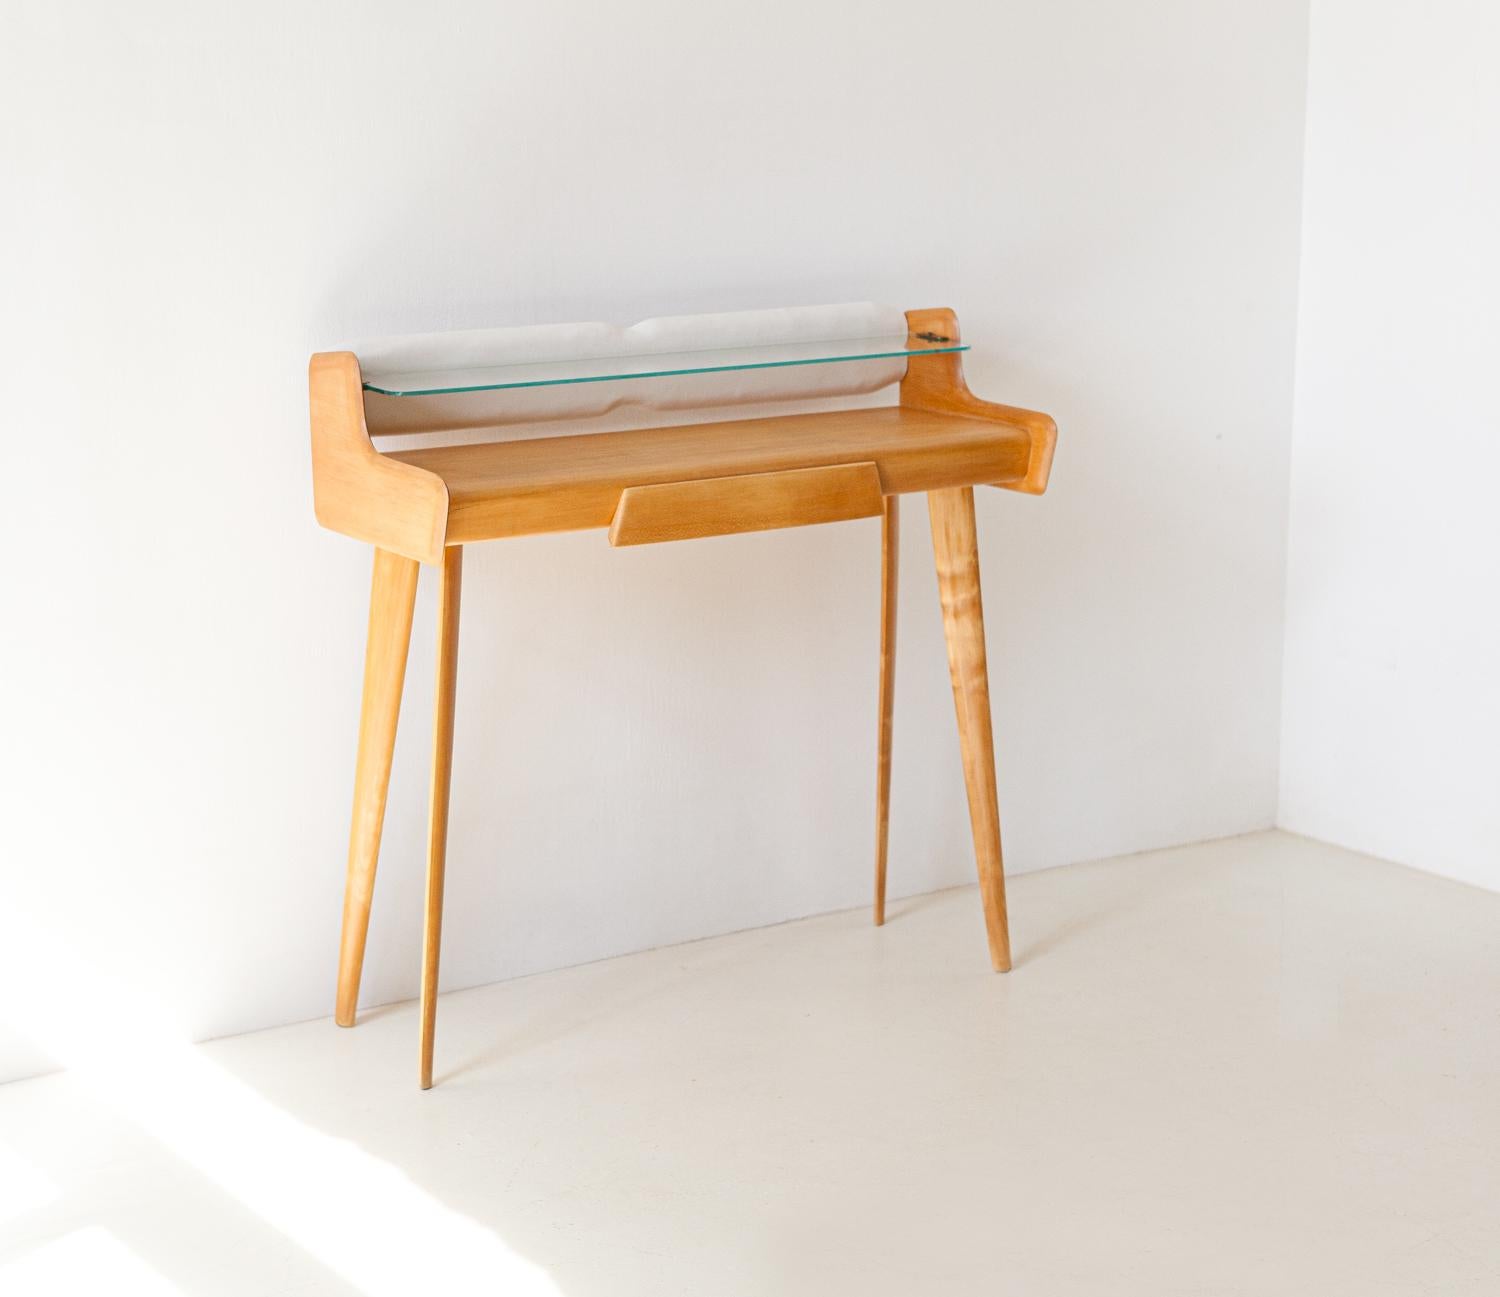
[2,831,1498,1295]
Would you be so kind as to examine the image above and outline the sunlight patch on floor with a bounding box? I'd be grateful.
[0,910,562,1297]
[0,1146,58,1223]
[0,1227,186,1296]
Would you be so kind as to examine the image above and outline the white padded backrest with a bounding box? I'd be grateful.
[352,302,909,437]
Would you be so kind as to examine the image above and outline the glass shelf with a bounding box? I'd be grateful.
[362,335,967,397]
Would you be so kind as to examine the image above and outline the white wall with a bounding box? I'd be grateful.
[0,0,1308,1084]
[1281,0,1500,888]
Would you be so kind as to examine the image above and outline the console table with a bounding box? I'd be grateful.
[309,303,1057,1087]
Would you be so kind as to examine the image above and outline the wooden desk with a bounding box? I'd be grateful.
[310,305,1056,1087]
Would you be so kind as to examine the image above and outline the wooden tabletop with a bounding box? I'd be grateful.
[390,405,1032,542]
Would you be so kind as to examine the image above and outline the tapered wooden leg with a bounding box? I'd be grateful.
[928,487,1012,972]
[420,546,463,1089]
[874,496,899,925]
[336,548,420,1027]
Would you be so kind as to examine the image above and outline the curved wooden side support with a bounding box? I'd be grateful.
[900,308,1057,496]
[310,352,450,565]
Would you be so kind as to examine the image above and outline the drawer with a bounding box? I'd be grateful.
[608,461,885,546]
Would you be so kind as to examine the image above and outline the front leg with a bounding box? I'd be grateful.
[337,547,420,1025]
[927,487,1011,972]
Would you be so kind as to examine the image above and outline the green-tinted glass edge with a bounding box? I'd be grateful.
[362,342,968,397]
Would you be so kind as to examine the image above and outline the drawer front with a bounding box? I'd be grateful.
[608,462,885,547]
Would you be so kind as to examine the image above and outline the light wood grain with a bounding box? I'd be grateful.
[314,307,1055,1086]
[609,462,883,546]
[310,311,1053,558]
[873,495,898,926]
[391,406,1028,543]
[928,486,1012,972]
[419,546,463,1090]
[310,352,449,564]
[336,547,420,1027]
[901,309,1057,497]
